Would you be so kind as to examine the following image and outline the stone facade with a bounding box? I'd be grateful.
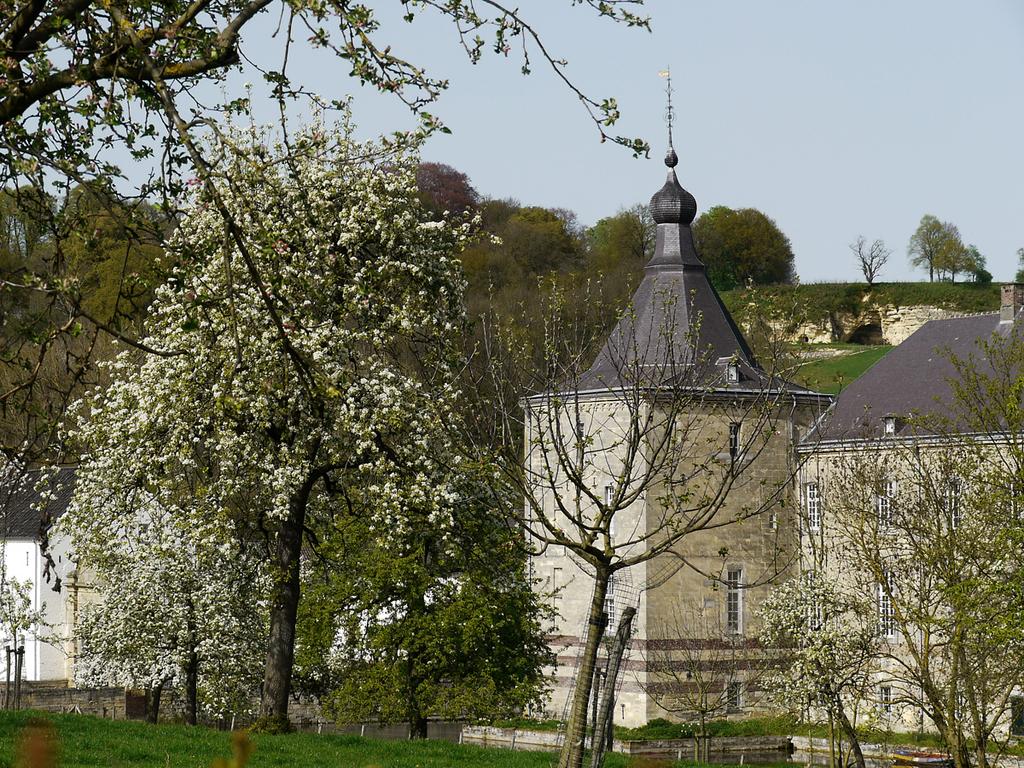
[529,393,828,727]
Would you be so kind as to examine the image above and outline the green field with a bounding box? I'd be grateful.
[793,345,892,394]
[0,711,793,768]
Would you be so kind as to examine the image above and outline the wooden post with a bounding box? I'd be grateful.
[3,646,10,710]
[13,645,24,710]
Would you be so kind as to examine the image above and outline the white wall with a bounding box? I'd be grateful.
[1,535,73,682]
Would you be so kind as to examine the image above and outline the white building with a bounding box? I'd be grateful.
[0,466,77,683]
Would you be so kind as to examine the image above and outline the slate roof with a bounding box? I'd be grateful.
[809,311,1019,442]
[580,147,811,396]
[0,466,76,540]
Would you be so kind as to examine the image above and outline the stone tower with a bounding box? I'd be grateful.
[526,142,830,728]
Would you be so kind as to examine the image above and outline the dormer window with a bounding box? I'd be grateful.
[883,415,899,436]
[727,361,740,384]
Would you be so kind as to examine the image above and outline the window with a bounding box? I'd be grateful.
[768,508,778,531]
[877,480,895,528]
[945,478,963,529]
[728,423,741,462]
[604,574,617,629]
[805,482,821,533]
[878,570,895,638]
[551,567,563,612]
[726,567,743,634]
[574,416,586,463]
[604,484,616,539]
[805,571,822,630]
[1011,697,1024,736]
[880,685,892,715]
[727,362,740,384]
[883,415,897,435]
[726,681,743,713]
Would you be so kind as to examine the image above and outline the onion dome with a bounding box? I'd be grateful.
[649,147,697,225]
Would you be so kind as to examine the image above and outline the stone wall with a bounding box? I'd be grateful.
[0,682,144,719]
[461,726,791,759]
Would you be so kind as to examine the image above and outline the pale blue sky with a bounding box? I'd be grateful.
[231,1,1024,284]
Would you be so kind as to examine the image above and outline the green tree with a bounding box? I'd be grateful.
[908,214,962,282]
[1015,248,1024,283]
[471,284,797,768]
[586,203,655,274]
[294,490,552,737]
[461,202,585,303]
[62,122,472,724]
[964,245,990,284]
[692,206,797,290]
[59,187,168,330]
[503,207,583,274]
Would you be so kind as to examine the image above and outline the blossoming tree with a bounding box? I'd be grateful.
[759,578,878,768]
[71,512,267,723]
[61,119,472,724]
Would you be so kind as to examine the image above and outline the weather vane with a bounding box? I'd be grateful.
[659,67,674,148]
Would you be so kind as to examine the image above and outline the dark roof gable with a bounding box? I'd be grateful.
[0,466,76,541]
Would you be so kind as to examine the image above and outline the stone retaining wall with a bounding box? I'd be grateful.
[0,682,143,719]
[461,726,791,758]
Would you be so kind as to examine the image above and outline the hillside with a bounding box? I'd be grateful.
[718,282,1000,394]
[720,282,1000,319]
[720,282,999,346]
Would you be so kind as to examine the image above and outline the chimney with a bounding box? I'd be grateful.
[1001,284,1024,324]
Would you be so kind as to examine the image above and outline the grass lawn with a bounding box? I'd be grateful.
[793,345,891,394]
[0,711,795,768]
[0,711,567,768]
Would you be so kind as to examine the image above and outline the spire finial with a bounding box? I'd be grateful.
[659,67,678,168]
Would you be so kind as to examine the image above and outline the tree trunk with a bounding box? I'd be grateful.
[407,641,428,739]
[589,606,636,768]
[951,734,972,768]
[828,711,836,768]
[185,648,199,726]
[557,569,610,768]
[259,493,308,723]
[834,703,867,768]
[407,541,430,740]
[700,715,708,764]
[145,680,165,724]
